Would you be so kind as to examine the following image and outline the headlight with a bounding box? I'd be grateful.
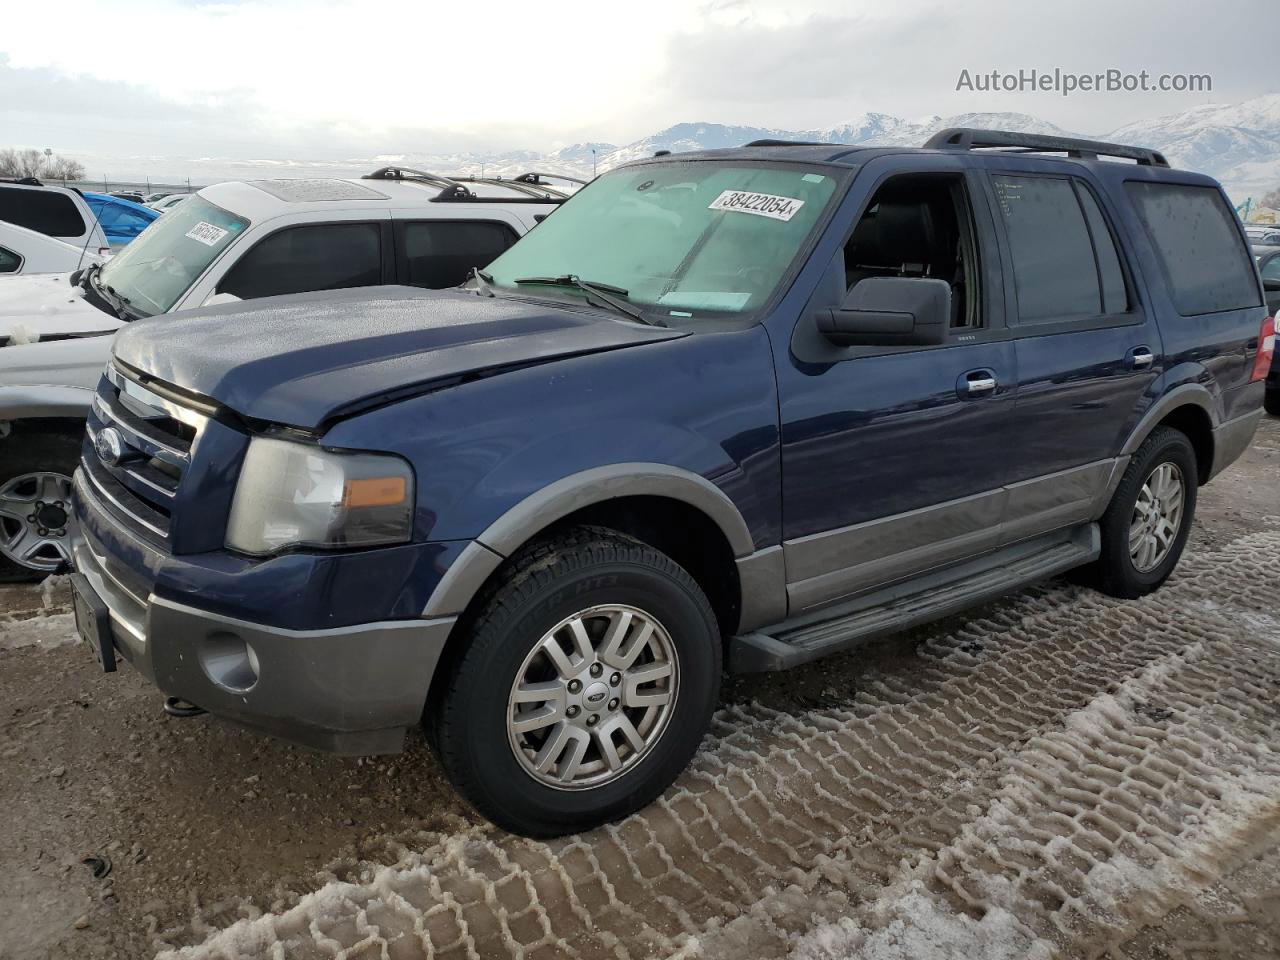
[225,437,414,555]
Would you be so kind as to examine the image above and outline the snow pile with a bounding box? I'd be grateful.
[789,889,1054,960]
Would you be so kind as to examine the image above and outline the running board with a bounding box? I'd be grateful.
[728,524,1099,672]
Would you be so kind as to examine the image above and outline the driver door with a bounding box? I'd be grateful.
[773,156,1016,614]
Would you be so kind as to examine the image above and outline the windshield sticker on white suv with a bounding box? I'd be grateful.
[708,190,805,222]
[185,221,229,247]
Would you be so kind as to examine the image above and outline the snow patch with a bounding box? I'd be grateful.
[788,889,1055,960]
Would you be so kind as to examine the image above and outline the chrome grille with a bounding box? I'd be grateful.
[82,363,208,542]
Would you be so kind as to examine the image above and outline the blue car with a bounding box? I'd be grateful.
[70,129,1271,837]
[82,192,158,250]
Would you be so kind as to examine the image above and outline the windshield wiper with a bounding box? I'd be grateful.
[88,266,137,321]
[513,275,666,327]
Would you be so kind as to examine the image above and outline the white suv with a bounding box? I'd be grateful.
[0,168,577,580]
[0,178,111,258]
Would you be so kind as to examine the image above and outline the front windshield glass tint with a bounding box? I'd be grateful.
[99,196,248,316]
[485,162,839,320]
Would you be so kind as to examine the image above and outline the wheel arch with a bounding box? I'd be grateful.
[422,465,771,647]
[1120,385,1216,485]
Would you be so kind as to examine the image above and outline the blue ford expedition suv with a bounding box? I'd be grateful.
[69,130,1273,837]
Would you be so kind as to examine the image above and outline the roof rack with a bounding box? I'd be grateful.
[362,166,572,202]
[512,172,588,187]
[743,138,825,147]
[924,128,1169,167]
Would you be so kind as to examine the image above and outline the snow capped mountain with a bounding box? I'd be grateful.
[112,96,1278,203]
[1104,94,1280,198]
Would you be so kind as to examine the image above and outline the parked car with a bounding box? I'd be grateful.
[83,193,160,250]
[0,178,111,258]
[1244,222,1280,245]
[108,191,146,204]
[0,168,570,578]
[0,221,105,276]
[67,130,1271,837]
[145,192,176,204]
[148,193,191,213]
[1253,243,1280,413]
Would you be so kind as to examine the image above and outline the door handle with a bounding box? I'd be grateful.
[1129,347,1155,369]
[959,369,998,398]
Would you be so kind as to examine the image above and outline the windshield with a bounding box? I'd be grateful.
[98,196,248,316]
[485,162,840,321]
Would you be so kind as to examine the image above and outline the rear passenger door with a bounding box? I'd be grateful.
[982,163,1159,545]
[393,218,519,289]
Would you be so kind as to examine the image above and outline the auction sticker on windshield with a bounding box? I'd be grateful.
[709,190,805,222]
[185,221,230,247]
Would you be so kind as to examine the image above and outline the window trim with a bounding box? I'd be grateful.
[0,244,23,274]
[215,219,392,298]
[985,170,1143,335]
[392,217,520,288]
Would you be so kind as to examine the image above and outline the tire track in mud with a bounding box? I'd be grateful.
[155,531,1280,960]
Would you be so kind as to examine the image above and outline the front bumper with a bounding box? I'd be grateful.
[72,473,458,755]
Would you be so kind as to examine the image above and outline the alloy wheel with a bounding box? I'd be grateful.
[507,603,679,791]
[0,472,77,573]
[1128,461,1184,573]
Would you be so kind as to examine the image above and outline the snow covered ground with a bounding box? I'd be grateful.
[3,419,1278,960]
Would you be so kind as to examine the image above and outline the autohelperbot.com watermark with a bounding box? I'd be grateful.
[956,68,1212,96]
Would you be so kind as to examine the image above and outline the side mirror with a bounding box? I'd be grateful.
[817,277,952,347]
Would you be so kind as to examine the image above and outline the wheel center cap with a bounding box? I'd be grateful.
[35,503,67,530]
[583,681,610,710]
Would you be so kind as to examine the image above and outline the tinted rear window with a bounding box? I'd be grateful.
[402,220,517,288]
[0,186,86,238]
[1125,182,1260,315]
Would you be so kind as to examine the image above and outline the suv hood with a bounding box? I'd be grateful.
[0,272,121,343]
[112,286,686,431]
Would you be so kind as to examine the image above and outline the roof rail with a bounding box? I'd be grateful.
[449,175,571,200]
[744,138,825,148]
[0,176,44,186]
[512,172,588,187]
[362,166,571,202]
[924,128,1169,167]
[363,165,477,200]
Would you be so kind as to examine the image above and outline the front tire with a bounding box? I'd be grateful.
[430,526,721,837]
[0,429,82,583]
[1265,388,1279,417]
[1091,426,1198,599]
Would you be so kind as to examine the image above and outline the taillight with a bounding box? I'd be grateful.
[1251,315,1276,382]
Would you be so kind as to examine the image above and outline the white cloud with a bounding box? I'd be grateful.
[2,0,1276,159]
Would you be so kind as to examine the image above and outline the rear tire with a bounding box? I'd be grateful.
[0,429,82,583]
[1089,426,1198,599]
[1265,388,1280,417]
[429,525,721,837]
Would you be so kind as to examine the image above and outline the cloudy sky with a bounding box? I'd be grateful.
[1,0,1276,163]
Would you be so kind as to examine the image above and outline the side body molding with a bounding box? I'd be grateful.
[422,463,761,619]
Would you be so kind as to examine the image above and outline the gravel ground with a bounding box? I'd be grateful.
[1,417,1277,960]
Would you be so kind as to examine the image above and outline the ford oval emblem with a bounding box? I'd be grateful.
[95,427,125,467]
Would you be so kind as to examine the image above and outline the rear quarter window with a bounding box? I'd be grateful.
[0,187,87,238]
[1125,182,1260,316]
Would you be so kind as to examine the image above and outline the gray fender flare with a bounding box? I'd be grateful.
[1119,383,1216,457]
[422,463,756,618]
[0,384,95,423]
